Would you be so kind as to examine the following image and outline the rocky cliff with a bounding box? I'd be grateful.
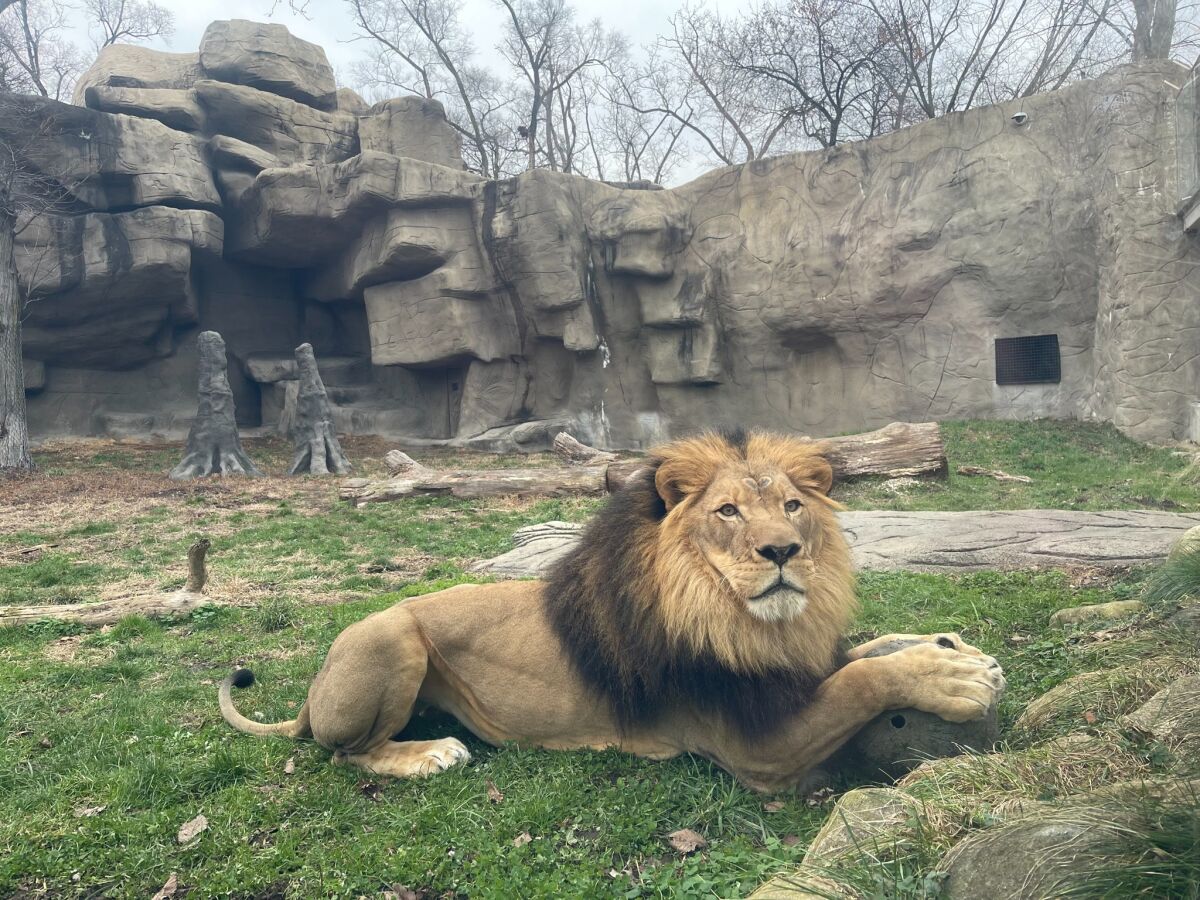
[6,20,1199,448]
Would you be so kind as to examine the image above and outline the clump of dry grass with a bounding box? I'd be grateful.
[1010,655,1200,747]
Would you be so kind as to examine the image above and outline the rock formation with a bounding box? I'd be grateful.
[287,343,351,476]
[169,331,262,479]
[6,20,1200,448]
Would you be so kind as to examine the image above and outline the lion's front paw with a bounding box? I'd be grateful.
[890,642,1006,723]
[414,738,472,776]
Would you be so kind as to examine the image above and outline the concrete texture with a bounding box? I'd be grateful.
[12,22,1200,446]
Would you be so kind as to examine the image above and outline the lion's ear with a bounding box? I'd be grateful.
[787,454,834,496]
[653,455,710,510]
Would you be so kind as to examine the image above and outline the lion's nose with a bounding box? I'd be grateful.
[756,543,800,565]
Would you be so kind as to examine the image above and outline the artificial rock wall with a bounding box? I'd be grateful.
[7,20,1200,449]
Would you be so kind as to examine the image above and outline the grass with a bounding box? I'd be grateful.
[0,567,1187,898]
[833,419,1200,511]
[2,418,1198,897]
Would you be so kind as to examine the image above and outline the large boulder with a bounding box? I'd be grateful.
[0,96,219,213]
[72,44,202,102]
[1122,674,1200,761]
[198,19,337,111]
[82,85,206,132]
[358,97,465,168]
[192,79,357,166]
[17,208,223,367]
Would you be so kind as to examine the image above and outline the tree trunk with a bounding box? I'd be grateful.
[552,432,618,464]
[1132,0,1177,61]
[341,465,609,506]
[0,538,214,627]
[287,343,351,476]
[170,331,263,480]
[344,422,947,506]
[0,193,32,472]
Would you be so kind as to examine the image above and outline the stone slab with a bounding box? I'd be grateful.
[470,510,1200,578]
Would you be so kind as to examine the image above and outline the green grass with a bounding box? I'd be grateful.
[0,567,1179,899]
[833,420,1200,511]
[3,418,1198,897]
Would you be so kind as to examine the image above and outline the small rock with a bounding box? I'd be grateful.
[1049,600,1144,628]
[1167,601,1200,636]
[1121,674,1200,758]
[748,869,861,899]
[1167,524,1200,560]
[802,787,919,865]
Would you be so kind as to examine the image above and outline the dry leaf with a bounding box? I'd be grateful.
[667,828,707,854]
[358,781,383,802]
[1084,709,1098,725]
[150,873,178,900]
[512,831,533,847]
[176,813,208,844]
[486,781,504,804]
[762,800,786,812]
[73,805,106,818]
[284,757,296,775]
[781,835,802,847]
[39,737,53,749]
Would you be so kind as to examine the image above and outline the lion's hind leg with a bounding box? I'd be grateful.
[306,606,471,779]
[337,738,471,778]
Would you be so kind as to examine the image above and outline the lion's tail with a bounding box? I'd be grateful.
[219,668,308,738]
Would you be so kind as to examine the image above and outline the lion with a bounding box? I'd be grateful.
[219,429,1005,792]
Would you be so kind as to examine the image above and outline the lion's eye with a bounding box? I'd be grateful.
[717,504,738,518]
[784,499,802,513]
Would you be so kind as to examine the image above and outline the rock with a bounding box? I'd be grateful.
[22,359,45,393]
[802,787,921,865]
[472,511,1200,579]
[1168,523,1200,559]
[17,207,223,367]
[336,87,369,115]
[82,86,206,132]
[1122,674,1200,758]
[199,20,337,111]
[748,871,861,899]
[1167,601,1200,635]
[227,152,480,265]
[209,135,279,173]
[1049,599,1145,627]
[193,79,357,166]
[938,778,1200,899]
[0,96,220,213]
[359,97,465,168]
[1012,656,1198,745]
[14,26,1200,450]
[72,44,202,102]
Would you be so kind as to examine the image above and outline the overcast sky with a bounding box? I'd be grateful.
[70,0,745,87]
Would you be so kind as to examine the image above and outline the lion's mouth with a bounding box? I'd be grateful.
[750,581,805,602]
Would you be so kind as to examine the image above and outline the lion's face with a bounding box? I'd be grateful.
[683,465,829,621]
[652,432,845,626]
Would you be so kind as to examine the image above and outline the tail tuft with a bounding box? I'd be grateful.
[231,668,255,689]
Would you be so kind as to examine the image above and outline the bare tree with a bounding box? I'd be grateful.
[85,0,174,50]
[348,0,506,177]
[1132,0,1179,58]
[0,0,84,99]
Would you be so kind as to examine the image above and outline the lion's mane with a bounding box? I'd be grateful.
[543,429,856,740]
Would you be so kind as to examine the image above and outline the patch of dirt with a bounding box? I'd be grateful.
[42,635,84,662]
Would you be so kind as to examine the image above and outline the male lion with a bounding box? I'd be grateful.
[220,430,1005,792]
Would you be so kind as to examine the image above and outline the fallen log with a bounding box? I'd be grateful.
[605,421,947,487]
[552,433,618,465]
[1,539,214,628]
[344,422,946,506]
[341,465,610,506]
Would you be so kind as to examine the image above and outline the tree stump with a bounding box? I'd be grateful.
[287,343,351,476]
[169,332,262,480]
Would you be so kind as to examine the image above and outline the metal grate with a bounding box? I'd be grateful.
[995,334,1061,385]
